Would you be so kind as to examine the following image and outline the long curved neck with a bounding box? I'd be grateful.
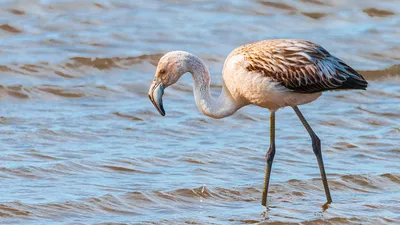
[186,55,240,119]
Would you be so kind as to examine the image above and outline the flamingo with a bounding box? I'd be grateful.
[148,39,368,206]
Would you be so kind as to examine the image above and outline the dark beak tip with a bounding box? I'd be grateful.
[159,106,166,116]
[149,82,166,117]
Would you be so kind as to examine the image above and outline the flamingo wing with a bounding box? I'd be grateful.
[240,40,368,93]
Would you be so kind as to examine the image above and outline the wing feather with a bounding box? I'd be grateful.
[237,40,368,93]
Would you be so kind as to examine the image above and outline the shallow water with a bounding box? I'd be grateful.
[0,0,399,224]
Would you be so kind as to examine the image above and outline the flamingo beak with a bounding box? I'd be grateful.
[148,80,165,116]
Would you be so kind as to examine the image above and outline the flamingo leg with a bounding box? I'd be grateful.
[293,106,332,204]
[262,111,275,206]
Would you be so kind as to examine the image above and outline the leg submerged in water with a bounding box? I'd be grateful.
[293,106,332,204]
[262,111,276,206]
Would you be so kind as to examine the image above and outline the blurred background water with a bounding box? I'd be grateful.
[0,0,399,224]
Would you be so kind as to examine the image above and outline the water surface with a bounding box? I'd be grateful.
[0,0,399,224]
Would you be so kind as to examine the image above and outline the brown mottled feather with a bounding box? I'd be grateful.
[233,39,368,93]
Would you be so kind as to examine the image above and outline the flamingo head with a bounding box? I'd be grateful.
[148,51,191,116]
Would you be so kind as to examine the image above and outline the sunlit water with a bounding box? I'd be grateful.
[0,0,399,224]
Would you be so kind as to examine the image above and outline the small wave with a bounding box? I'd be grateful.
[8,9,25,15]
[0,85,29,99]
[0,161,98,180]
[0,84,127,99]
[0,192,149,219]
[38,86,84,98]
[360,64,400,80]
[356,107,400,118]
[112,112,143,121]
[0,24,22,33]
[258,1,297,11]
[27,153,60,161]
[300,0,329,6]
[0,65,13,72]
[363,8,395,17]
[285,217,362,225]
[0,203,30,218]
[301,12,326,19]
[54,70,74,78]
[66,54,163,70]
[150,185,259,203]
[179,157,206,165]
[0,166,44,179]
[329,173,400,194]
[101,165,159,175]
[153,186,227,202]
[86,194,141,215]
[380,173,400,184]
[67,57,121,70]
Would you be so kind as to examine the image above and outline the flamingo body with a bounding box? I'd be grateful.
[221,39,367,111]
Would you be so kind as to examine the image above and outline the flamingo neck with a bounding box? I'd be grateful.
[187,55,240,119]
